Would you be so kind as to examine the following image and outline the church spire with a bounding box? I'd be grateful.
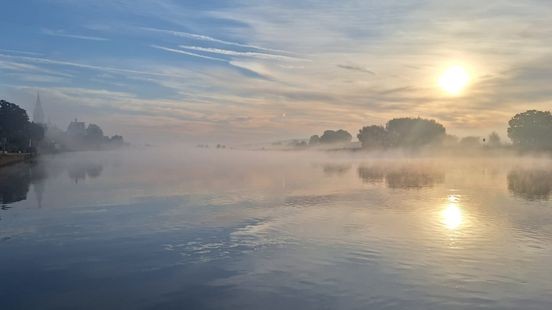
[33,90,45,124]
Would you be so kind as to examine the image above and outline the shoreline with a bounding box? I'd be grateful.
[0,153,34,168]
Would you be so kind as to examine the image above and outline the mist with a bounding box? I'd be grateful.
[3,1,552,309]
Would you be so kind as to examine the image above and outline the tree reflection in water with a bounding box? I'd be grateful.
[508,168,552,201]
[322,164,351,176]
[357,164,444,189]
[357,166,385,183]
[68,162,103,184]
[0,159,104,209]
[0,165,31,206]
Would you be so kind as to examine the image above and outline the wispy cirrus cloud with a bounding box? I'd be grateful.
[0,59,74,78]
[140,27,296,55]
[0,48,42,56]
[150,46,278,79]
[150,45,226,62]
[178,45,306,62]
[8,74,69,84]
[0,53,198,79]
[42,28,109,41]
[337,64,375,75]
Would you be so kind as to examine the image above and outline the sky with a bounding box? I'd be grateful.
[1,0,551,144]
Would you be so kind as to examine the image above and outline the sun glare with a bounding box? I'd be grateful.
[438,66,470,95]
[441,203,463,230]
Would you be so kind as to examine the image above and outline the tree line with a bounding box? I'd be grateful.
[1,99,126,154]
[306,109,552,152]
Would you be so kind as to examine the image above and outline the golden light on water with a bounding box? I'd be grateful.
[441,195,463,230]
[438,66,470,95]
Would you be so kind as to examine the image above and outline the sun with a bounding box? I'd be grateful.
[438,66,470,95]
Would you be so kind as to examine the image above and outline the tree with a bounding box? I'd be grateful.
[308,135,320,145]
[319,129,352,144]
[109,135,125,148]
[62,120,125,151]
[0,100,44,152]
[86,124,104,139]
[487,132,501,147]
[83,123,106,149]
[357,125,387,149]
[289,140,307,148]
[385,117,446,148]
[507,110,552,150]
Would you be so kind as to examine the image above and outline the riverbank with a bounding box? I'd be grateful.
[0,153,33,168]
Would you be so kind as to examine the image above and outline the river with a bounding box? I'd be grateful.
[1,149,551,309]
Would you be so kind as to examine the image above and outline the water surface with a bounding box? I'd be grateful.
[1,149,552,309]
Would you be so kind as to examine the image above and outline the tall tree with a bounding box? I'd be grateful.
[357,125,387,149]
[0,100,43,151]
[507,110,552,150]
[85,123,106,149]
[385,117,446,148]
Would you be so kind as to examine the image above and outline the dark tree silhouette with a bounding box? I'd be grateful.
[357,125,387,149]
[319,129,352,144]
[385,117,446,148]
[0,100,44,152]
[1,100,30,151]
[507,110,552,150]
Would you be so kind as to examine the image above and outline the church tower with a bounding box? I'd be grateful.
[33,91,45,124]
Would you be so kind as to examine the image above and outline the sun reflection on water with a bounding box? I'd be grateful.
[441,195,463,230]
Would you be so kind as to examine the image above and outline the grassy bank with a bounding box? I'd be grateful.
[0,153,32,168]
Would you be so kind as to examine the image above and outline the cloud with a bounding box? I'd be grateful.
[0,48,42,56]
[0,59,73,77]
[151,45,227,62]
[140,27,296,55]
[150,46,277,80]
[42,28,109,41]
[337,64,375,74]
[178,46,306,62]
[5,74,69,84]
[0,53,200,79]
